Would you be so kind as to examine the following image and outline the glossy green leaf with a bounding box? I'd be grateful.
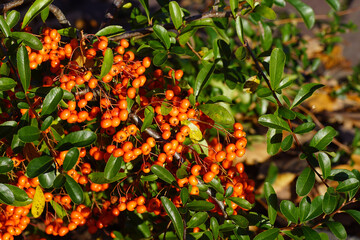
[187,212,208,228]
[100,48,113,79]
[197,104,234,126]
[53,174,66,188]
[260,22,272,51]
[281,134,293,151]
[0,15,11,37]
[169,1,183,29]
[57,27,77,38]
[225,186,233,198]
[153,25,170,49]
[299,196,311,223]
[22,0,54,29]
[18,126,40,143]
[326,0,340,11]
[187,200,215,211]
[55,130,97,151]
[153,51,168,66]
[235,16,244,45]
[230,0,239,17]
[151,165,176,185]
[305,195,323,221]
[253,228,279,240]
[12,31,43,50]
[41,87,63,116]
[344,210,360,224]
[180,187,189,205]
[209,177,224,194]
[17,45,31,92]
[0,157,14,173]
[193,62,216,98]
[229,215,249,228]
[161,196,184,240]
[63,147,80,171]
[64,174,84,204]
[294,122,316,134]
[280,200,298,223]
[40,6,49,22]
[302,226,321,240]
[88,172,127,184]
[210,217,219,239]
[269,48,285,90]
[259,114,291,131]
[246,0,255,8]
[267,128,282,155]
[0,183,15,205]
[291,83,323,109]
[3,184,32,206]
[95,25,124,37]
[228,197,254,210]
[104,155,123,180]
[309,126,337,151]
[5,10,20,29]
[141,106,154,132]
[254,5,277,20]
[26,155,53,178]
[38,170,56,188]
[318,152,331,179]
[287,0,315,29]
[41,116,54,131]
[264,182,278,225]
[326,221,347,240]
[296,167,315,196]
[50,200,67,219]
[322,191,338,214]
[336,178,360,192]
[139,0,150,21]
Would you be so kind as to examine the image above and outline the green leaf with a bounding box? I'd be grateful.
[281,134,293,151]
[50,200,67,219]
[26,155,53,178]
[302,226,321,240]
[12,31,43,50]
[299,196,311,223]
[151,165,176,185]
[0,157,14,173]
[225,186,233,198]
[294,122,316,134]
[267,128,282,155]
[187,212,208,228]
[305,195,323,221]
[180,187,189,205]
[100,48,113,79]
[0,15,11,38]
[309,126,337,151]
[280,200,298,224]
[246,0,255,8]
[229,215,249,228]
[322,191,338,214]
[95,25,124,37]
[264,182,278,225]
[0,183,15,205]
[193,62,216,98]
[235,16,244,45]
[53,174,66,188]
[104,155,123,180]
[38,170,55,188]
[55,130,97,151]
[287,0,315,29]
[269,48,286,90]
[41,87,63,116]
[22,0,54,29]
[41,116,54,131]
[0,121,17,138]
[88,172,126,184]
[18,126,40,143]
[64,174,84,204]
[169,1,183,30]
[230,0,239,17]
[260,22,272,51]
[40,6,49,22]
[259,114,291,131]
[296,167,315,196]
[153,51,168,66]
[253,228,279,240]
[336,178,360,192]
[17,45,31,92]
[197,104,234,126]
[139,0,150,21]
[326,221,347,240]
[3,184,32,206]
[5,10,20,29]
[63,147,79,171]
[141,106,154,132]
[187,200,215,211]
[161,196,184,240]
[57,27,77,38]
[153,25,170,49]
[254,5,277,20]
[344,210,360,224]
[318,152,331,179]
[326,0,340,11]
[208,177,224,194]
[291,83,323,109]
[228,197,254,210]
[210,217,219,239]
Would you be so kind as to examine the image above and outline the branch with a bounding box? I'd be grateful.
[99,0,126,30]
[0,0,28,14]
[49,4,71,27]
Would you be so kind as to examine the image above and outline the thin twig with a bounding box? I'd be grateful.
[49,4,71,27]
[186,42,201,60]
[0,0,29,14]
[99,0,126,30]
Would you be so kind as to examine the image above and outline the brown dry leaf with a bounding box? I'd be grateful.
[23,143,41,162]
[306,91,344,113]
[318,45,351,70]
[238,142,270,165]
[256,173,296,199]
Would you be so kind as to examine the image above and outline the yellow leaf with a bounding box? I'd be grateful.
[31,185,45,218]
[243,76,260,93]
